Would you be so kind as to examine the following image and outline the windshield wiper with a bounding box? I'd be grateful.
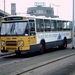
[4,23,18,36]
[10,23,18,36]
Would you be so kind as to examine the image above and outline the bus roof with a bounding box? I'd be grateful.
[1,14,71,21]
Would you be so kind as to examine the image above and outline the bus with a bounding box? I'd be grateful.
[0,15,72,55]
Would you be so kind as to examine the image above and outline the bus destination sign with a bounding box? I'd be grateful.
[5,17,23,21]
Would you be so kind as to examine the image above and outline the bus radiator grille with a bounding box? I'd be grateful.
[6,41,17,46]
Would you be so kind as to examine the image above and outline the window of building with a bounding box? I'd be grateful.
[46,10,51,14]
[36,10,44,14]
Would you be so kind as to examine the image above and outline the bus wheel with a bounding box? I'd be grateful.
[58,38,67,49]
[39,42,45,54]
[63,39,67,49]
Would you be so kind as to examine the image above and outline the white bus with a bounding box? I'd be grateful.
[0,15,72,55]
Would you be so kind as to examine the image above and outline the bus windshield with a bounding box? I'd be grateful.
[1,21,28,36]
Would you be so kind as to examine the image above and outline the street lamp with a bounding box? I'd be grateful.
[4,0,5,17]
[52,4,60,16]
[72,0,75,49]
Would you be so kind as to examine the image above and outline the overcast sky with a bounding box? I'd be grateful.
[0,0,72,20]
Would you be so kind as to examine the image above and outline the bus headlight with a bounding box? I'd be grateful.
[20,41,23,45]
[18,41,24,46]
[1,41,5,45]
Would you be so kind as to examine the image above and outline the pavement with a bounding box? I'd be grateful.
[0,50,14,56]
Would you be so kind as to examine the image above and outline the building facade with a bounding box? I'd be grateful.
[27,4,59,18]
[0,9,11,17]
[0,9,11,32]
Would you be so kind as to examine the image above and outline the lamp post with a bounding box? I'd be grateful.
[72,0,75,49]
[4,0,5,17]
[52,4,60,16]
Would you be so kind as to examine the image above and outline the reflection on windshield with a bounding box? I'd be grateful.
[1,21,27,35]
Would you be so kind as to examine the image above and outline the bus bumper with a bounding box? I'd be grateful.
[1,50,8,53]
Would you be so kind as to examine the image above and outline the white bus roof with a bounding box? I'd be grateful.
[1,14,71,21]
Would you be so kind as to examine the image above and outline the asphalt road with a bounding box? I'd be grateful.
[0,44,75,75]
[20,54,75,75]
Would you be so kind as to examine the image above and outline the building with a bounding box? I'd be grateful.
[27,2,59,18]
[0,9,11,17]
[0,9,11,32]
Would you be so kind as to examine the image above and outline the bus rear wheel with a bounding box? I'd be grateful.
[59,38,67,49]
[63,39,67,49]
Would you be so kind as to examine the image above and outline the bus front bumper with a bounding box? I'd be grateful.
[1,50,8,53]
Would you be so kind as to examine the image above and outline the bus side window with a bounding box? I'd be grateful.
[62,21,67,31]
[25,29,28,34]
[44,19,51,32]
[66,21,72,30]
[57,20,63,31]
[36,19,44,32]
[36,19,39,32]
[51,20,57,31]
[25,24,29,36]
[29,22,35,35]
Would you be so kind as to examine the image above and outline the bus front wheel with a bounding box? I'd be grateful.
[39,41,45,54]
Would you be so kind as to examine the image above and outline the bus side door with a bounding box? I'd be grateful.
[29,21,36,45]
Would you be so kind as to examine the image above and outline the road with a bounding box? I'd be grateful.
[20,55,75,75]
[0,44,75,75]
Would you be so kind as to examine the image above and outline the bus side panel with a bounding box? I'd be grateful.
[29,38,72,53]
[29,44,40,53]
[45,38,72,49]
[45,40,63,49]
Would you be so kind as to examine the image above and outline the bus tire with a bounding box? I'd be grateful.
[39,41,45,54]
[63,37,67,49]
[59,37,67,49]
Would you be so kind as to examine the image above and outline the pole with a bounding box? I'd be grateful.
[56,5,60,16]
[4,0,5,17]
[72,0,74,49]
[52,4,60,16]
[57,6,58,16]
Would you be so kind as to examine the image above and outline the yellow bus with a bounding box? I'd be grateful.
[0,15,72,55]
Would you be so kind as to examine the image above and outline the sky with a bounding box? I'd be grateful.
[0,0,72,20]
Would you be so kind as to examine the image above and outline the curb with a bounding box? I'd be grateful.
[0,52,14,57]
[6,52,75,75]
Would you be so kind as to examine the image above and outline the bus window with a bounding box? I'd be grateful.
[25,24,29,36]
[29,22,35,35]
[50,20,57,31]
[57,20,63,31]
[36,19,44,32]
[44,19,51,32]
[62,21,67,31]
[66,21,72,30]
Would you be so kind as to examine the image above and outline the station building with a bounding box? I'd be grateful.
[0,9,11,31]
[27,2,59,18]
[0,9,11,17]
